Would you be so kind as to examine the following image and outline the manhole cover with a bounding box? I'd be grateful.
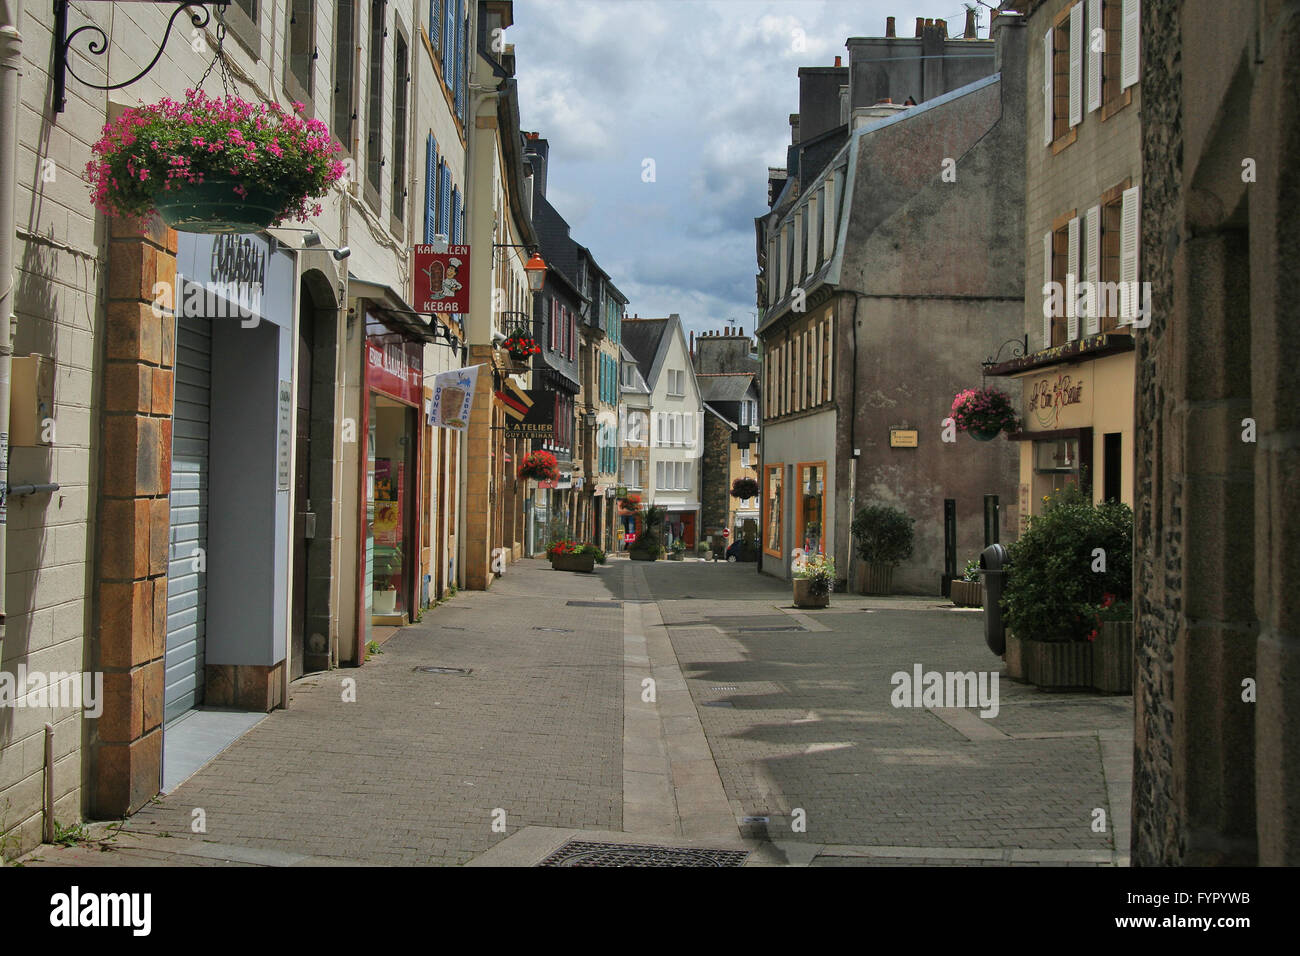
[537,841,749,867]
[532,626,574,633]
[566,601,623,608]
[739,625,806,632]
[413,666,472,675]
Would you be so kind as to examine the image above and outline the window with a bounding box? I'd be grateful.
[763,464,783,558]
[365,0,385,208]
[391,27,409,231]
[333,1,356,151]
[796,462,826,556]
[1103,432,1122,503]
[666,369,684,397]
[285,1,315,107]
[227,0,261,56]
[741,448,751,468]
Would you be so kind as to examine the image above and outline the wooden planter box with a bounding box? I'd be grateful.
[950,579,984,607]
[793,578,830,608]
[855,561,894,595]
[1092,621,1134,694]
[629,550,659,561]
[551,552,596,573]
[1024,637,1093,689]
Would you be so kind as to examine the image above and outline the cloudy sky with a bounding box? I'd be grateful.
[508,0,987,341]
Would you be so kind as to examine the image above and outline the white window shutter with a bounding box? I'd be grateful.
[1069,4,1083,127]
[1085,204,1102,334]
[822,177,835,260]
[1043,29,1055,146]
[1067,216,1080,340]
[1121,0,1139,90]
[1042,231,1054,348]
[792,209,803,285]
[1087,0,1103,112]
[767,237,777,306]
[1119,185,1140,323]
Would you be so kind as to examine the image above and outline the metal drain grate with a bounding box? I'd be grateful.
[739,625,806,632]
[532,626,574,633]
[566,600,623,608]
[711,685,739,691]
[537,841,749,867]
[413,666,472,675]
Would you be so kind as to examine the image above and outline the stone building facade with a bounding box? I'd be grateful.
[1131,0,1299,866]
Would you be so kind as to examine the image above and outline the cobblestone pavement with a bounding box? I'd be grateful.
[637,560,1133,865]
[21,556,1132,867]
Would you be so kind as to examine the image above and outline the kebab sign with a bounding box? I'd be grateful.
[414,244,471,317]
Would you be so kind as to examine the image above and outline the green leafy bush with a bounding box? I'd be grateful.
[630,505,666,557]
[961,558,981,582]
[1001,484,1133,642]
[851,504,915,566]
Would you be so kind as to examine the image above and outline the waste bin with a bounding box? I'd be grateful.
[980,543,1011,655]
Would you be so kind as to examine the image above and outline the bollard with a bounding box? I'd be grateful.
[980,543,1011,654]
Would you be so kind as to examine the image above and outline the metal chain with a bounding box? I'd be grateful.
[196,5,233,99]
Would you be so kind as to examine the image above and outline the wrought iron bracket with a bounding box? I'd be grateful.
[53,1,231,113]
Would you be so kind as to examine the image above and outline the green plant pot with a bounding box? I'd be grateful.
[551,552,595,573]
[969,427,1004,442]
[152,178,290,234]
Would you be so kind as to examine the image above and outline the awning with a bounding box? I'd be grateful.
[349,274,441,343]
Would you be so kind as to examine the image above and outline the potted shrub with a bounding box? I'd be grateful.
[628,505,666,561]
[793,554,835,608]
[372,549,402,615]
[547,540,604,573]
[667,540,686,561]
[1000,484,1134,691]
[86,88,345,234]
[951,386,1020,441]
[951,557,983,607]
[850,503,914,594]
[518,450,561,483]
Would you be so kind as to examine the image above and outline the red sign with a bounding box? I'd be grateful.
[623,533,636,543]
[722,529,730,538]
[366,336,423,405]
[413,245,470,316]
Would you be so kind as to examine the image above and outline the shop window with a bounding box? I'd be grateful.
[1032,436,1083,504]
[763,464,783,557]
[333,1,356,152]
[796,462,825,555]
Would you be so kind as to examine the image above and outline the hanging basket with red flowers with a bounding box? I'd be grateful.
[501,328,542,360]
[950,386,1019,441]
[518,450,560,483]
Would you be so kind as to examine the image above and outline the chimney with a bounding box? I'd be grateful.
[938,18,948,38]
[964,6,977,38]
[886,16,896,37]
[834,55,841,67]
[789,113,800,144]
[915,16,924,36]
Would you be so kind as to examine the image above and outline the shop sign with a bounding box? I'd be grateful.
[413,245,471,316]
[500,381,555,439]
[1026,370,1086,429]
[366,333,423,405]
[889,428,918,448]
[428,365,481,431]
[277,380,292,491]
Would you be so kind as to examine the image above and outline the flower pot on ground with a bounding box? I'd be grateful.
[1092,620,1134,694]
[793,554,834,608]
[546,541,605,572]
[850,503,914,595]
[372,589,398,614]
[551,552,596,573]
[950,580,984,606]
[1021,635,1094,688]
[86,89,344,234]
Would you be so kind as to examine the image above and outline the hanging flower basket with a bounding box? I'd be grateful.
[86,88,345,234]
[501,329,541,362]
[951,386,1019,439]
[518,450,560,483]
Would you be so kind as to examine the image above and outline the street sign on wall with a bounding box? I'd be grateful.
[413,245,471,316]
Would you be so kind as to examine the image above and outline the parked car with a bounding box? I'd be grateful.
[726,539,759,563]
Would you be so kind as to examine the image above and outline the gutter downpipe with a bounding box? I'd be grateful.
[0,0,25,667]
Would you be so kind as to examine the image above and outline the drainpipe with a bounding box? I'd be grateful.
[0,0,25,666]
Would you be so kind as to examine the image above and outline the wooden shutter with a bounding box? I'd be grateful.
[1121,0,1139,90]
[424,134,437,243]
[1087,0,1103,112]
[1084,205,1101,334]
[1119,185,1140,323]
[1067,216,1080,340]
[1042,231,1054,348]
[430,0,440,49]
[1069,3,1083,127]
[1042,29,1054,146]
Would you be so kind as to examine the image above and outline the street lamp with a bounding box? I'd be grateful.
[525,252,547,293]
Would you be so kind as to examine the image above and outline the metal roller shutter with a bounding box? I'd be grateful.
[165,314,211,723]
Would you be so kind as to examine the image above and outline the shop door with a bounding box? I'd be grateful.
[681,512,696,548]
[290,294,313,679]
[165,314,212,723]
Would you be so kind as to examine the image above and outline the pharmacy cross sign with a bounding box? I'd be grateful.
[53,1,233,113]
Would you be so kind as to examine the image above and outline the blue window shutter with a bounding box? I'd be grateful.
[424,134,437,243]
[450,187,461,244]
[445,0,455,66]
[430,0,439,50]
[439,161,450,236]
